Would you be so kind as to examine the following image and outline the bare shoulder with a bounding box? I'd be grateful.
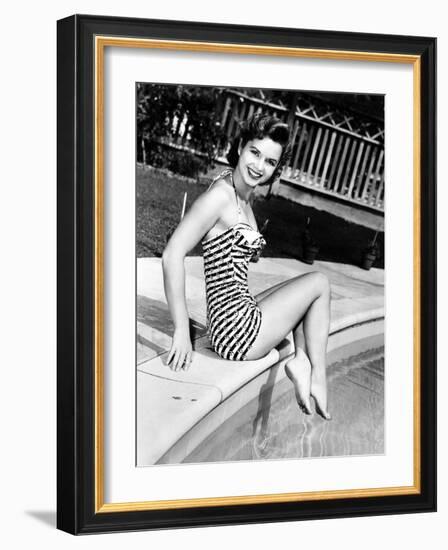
[183,178,232,227]
[208,174,233,194]
[201,176,234,206]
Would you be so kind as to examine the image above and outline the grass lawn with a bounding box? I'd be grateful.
[136,165,384,269]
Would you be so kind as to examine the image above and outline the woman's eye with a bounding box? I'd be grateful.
[269,160,277,167]
[251,149,259,156]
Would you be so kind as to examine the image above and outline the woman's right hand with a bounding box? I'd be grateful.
[166,328,193,372]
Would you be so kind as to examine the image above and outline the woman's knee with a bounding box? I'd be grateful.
[309,271,330,296]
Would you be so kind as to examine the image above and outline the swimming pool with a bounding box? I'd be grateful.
[181,336,384,463]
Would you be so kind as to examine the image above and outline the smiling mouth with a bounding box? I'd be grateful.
[247,167,263,180]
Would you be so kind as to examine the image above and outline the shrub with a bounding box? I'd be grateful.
[142,143,208,178]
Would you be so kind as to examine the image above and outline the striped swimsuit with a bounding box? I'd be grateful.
[202,171,266,361]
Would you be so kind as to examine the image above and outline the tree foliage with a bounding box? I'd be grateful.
[137,84,227,177]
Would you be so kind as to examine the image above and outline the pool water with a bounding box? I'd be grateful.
[183,346,384,463]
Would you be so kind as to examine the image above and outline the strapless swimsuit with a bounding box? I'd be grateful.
[202,170,266,360]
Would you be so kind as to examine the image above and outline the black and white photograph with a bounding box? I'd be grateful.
[136,83,385,466]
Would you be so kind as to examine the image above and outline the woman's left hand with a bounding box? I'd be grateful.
[166,328,193,372]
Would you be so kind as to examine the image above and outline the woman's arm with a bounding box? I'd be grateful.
[162,184,230,371]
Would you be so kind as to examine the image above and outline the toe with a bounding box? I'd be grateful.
[318,408,332,421]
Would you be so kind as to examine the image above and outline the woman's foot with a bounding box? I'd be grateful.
[285,349,312,415]
[310,371,331,420]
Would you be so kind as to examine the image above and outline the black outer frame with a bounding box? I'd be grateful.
[57,14,436,535]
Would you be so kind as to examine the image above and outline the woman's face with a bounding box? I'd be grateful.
[236,137,283,188]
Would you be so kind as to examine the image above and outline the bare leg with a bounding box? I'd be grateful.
[256,280,314,414]
[254,279,290,302]
[245,272,331,419]
[285,348,312,415]
[303,278,331,420]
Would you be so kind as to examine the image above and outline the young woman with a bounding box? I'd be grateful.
[162,114,331,420]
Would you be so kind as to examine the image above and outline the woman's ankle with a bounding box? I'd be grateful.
[311,364,327,381]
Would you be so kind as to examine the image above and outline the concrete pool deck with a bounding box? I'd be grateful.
[137,257,384,465]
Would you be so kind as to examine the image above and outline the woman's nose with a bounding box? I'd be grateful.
[254,157,264,170]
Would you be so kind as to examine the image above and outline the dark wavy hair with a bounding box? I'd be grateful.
[227,113,292,184]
